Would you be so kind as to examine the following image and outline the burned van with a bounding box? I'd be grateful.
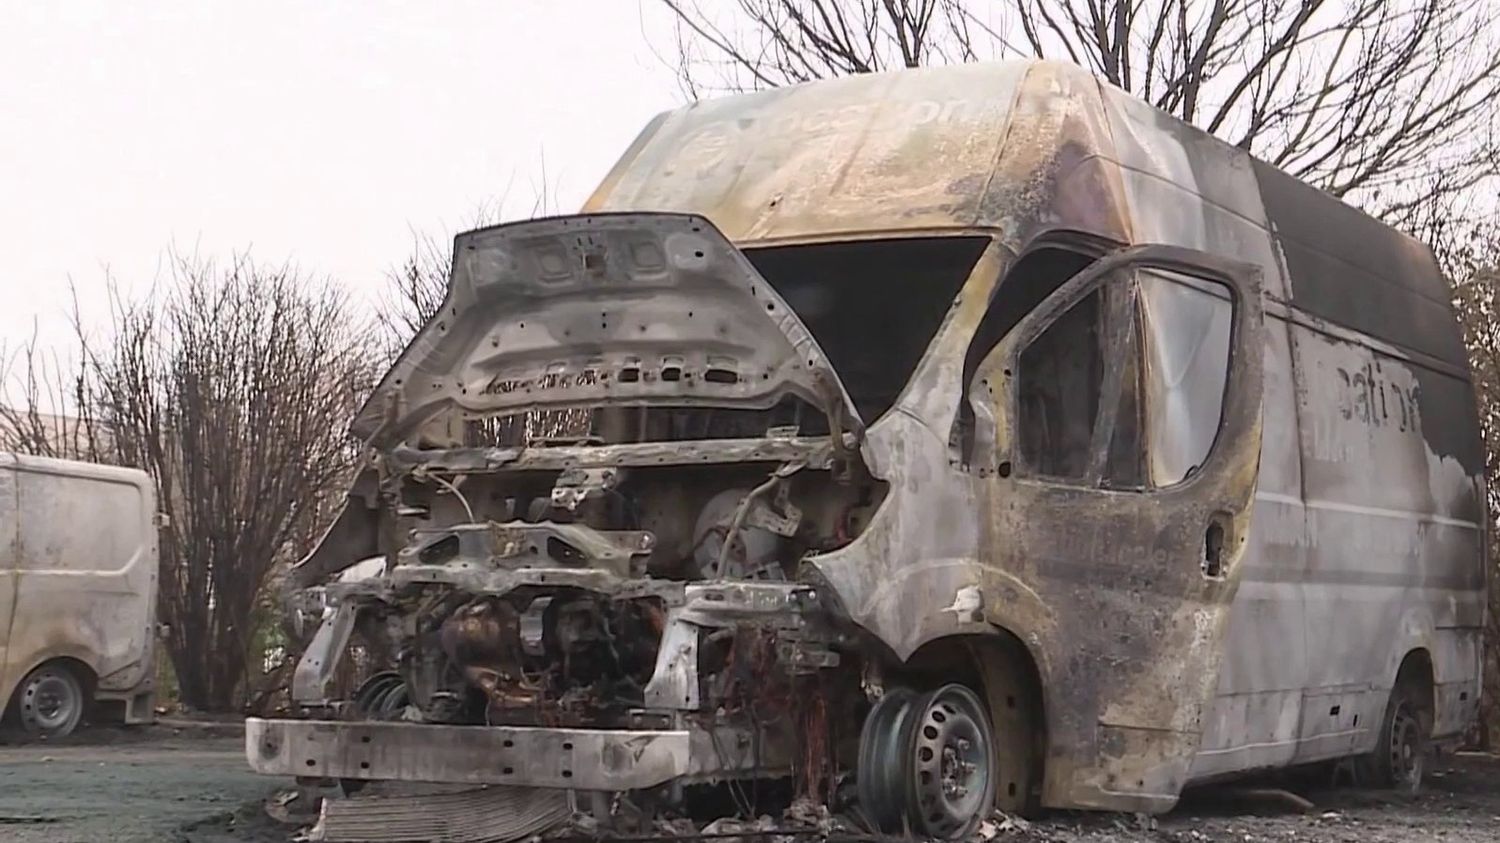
[247,60,1485,837]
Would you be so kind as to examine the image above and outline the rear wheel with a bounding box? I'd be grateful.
[858,684,995,839]
[13,664,86,738]
[1361,681,1429,793]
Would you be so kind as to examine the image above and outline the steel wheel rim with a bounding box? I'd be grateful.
[23,671,79,732]
[1389,701,1423,790]
[910,686,993,838]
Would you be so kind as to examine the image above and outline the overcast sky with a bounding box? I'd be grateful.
[0,1,683,358]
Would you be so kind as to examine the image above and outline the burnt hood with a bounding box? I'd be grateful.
[353,213,858,444]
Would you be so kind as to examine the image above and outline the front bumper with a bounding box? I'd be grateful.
[246,717,780,791]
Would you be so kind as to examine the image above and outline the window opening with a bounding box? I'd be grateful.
[745,237,988,423]
[1137,270,1233,485]
[957,247,1095,463]
[968,248,1097,374]
[1017,289,1103,480]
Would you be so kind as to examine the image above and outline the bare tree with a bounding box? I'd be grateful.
[1,322,106,462]
[376,171,559,353]
[660,0,1500,224]
[375,230,458,351]
[1452,257,1500,746]
[4,255,374,712]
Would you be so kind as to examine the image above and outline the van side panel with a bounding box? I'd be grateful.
[1252,159,1486,751]
[0,455,18,695]
[1191,316,1309,778]
[0,455,158,716]
[1251,160,1469,368]
[1096,85,1317,780]
[1098,81,1484,775]
[1096,84,1288,302]
[1288,326,1485,754]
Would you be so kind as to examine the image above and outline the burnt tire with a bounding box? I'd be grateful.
[12,664,85,738]
[1360,681,1429,794]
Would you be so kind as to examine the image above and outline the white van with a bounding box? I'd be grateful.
[0,452,158,736]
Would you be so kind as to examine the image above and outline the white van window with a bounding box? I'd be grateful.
[1138,270,1233,485]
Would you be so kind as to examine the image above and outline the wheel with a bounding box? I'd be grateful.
[350,671,410,720]
[857,684,996,839]
[1361,682,1429,793]
[351,671,403,716]
[910,684,995,837]
[371,682,410,718]
[857,688,921,831]
[13,664,85,738]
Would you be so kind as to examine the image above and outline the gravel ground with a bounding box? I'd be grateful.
[996,752,1500,843]
[0,725,278,843]
[0,725,1496,842]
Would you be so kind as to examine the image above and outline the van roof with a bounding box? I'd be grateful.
[584,59,1462,367]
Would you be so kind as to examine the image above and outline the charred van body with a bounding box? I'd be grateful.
[247,60,1486,837]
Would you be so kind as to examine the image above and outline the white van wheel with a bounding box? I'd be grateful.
[16,664,85,738]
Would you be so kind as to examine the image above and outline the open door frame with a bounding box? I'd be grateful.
[971,244,1265,813]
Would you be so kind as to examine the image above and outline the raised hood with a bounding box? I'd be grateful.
[353,213,857,444]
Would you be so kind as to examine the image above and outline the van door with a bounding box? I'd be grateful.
[0,455,18,698]
[971,245,1263,810]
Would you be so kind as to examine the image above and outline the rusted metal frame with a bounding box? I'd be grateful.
[290,603,359,706]
[246,718,693,789]
[394,520,655,579]
[383,436,840,475]
[325,567,684,605]
[646,581,832,713]
[247,717,794,790]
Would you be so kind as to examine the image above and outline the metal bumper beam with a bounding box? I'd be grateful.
[246,718,691,791]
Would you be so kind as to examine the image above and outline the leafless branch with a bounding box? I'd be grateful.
[6,254,376,712]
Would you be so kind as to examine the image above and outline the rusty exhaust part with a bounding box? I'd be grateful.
[440,598,541,710]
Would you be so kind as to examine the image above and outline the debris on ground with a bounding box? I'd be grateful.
[1215,788,1316,815]
[4,727,1500,842]
[0,815,58,825]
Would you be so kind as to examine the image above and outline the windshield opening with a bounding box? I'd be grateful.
[744,237,989,423]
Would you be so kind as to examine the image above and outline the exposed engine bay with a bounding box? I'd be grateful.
[268,424,898,821]
[248,213,1001,838]
[298,434,882,734]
